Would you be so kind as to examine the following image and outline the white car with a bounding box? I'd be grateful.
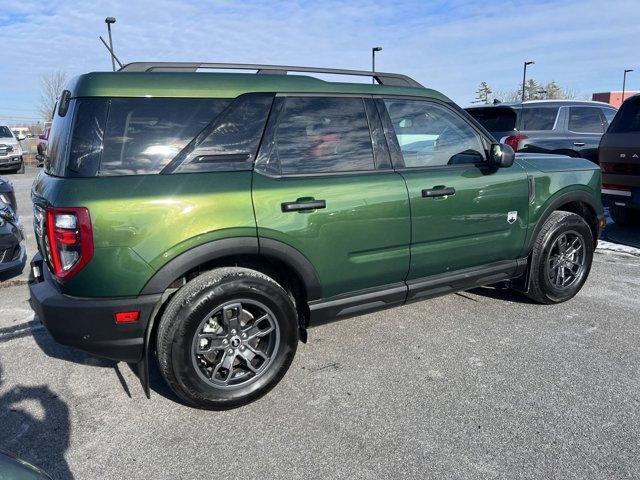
[0,125,25,174]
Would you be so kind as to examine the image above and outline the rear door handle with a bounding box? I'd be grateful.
[573,142,586,147]
[422,187,456,198]
[281,199,326,212]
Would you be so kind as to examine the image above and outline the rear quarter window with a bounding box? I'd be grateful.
[466,107,517,133]
[608,97,640,133]
[99,98,229,176]
[518,107,559,131]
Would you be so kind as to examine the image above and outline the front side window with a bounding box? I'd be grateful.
[99,98,229,176]
[568,107,605,133]
[602,108,617,126]
[519,107,559,131]
[269,96,375,175]
[384,99,485,167]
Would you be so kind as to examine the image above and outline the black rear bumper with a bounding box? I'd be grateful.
[28,254,161,363]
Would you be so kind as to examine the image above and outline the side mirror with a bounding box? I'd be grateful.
[489,143,515,168]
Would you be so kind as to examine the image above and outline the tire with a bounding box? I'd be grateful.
[156,267,298,409]
[525,211,594,304]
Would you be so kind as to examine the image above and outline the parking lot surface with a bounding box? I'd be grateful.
[1,169,639,479]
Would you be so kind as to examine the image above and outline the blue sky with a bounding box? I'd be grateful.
[0,0,638,125]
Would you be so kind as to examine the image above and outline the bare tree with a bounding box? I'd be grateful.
[492,79,584,103]
[38,71,68,121]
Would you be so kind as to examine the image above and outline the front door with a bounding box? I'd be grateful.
[379,98,529,282]
[252,95,411,301]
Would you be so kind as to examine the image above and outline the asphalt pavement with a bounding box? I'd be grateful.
[0,168,639,479]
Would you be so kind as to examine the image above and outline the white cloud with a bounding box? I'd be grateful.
[0,0,638,122]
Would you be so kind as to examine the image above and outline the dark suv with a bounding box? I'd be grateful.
[466,100,617,163]
[29,63,604,409]
[599,94,640,225]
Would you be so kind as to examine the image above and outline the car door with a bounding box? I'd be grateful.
[377,97,529,287]
[566,106,607,162]
[252,95,411,303]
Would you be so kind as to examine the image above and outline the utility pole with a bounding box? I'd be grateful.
[522,60,535,102]
[372,47,382,84]
[105,17,117,71]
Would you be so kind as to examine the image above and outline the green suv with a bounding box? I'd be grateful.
[29,63,604,409]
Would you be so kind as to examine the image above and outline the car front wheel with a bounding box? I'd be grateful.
[156,267,298,409]
[525,211,594,304]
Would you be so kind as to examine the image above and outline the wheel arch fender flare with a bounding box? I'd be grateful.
[524,189,602,256]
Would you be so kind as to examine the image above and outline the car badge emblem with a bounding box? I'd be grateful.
[633,153,639,158]
[620,153,626,158]
[507,211,518,224]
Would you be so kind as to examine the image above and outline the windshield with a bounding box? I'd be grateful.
[0,126,13,138]
[466,107,517,133]
[608,96,640,133]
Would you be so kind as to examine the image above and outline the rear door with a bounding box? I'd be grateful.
[566,106,607,162]
[252,95,411,301]
[378,97,529,285]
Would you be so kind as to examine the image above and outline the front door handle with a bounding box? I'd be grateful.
[573,142,586,147]
[422,187,456,198]
[281,199,326,212]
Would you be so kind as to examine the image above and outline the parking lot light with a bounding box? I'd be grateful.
[105,17,117,72]
[522,60,535,102]
[623,69,633,103]
[372,47,383,84]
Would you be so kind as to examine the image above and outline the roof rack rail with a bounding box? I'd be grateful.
[118,62,423,88]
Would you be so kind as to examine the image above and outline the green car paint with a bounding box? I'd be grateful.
[31,72,602,303]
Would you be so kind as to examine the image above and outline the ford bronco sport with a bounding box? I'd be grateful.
[29,63,604,409]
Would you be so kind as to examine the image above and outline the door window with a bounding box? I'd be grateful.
[519,107,559,130]
[269,97,375,175]
[384,99,486,167]
[601,108,617,127]
[568,107,605,133]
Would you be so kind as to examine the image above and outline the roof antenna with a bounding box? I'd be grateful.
[99,36,123,70]
[99,17,123,70]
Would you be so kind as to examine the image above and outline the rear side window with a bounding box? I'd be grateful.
[608,98,640,133]
[268,97,375,175]
[519,107,559,130]
[99,98,229,176]
[466,107,517,133]
[568,107,605,133]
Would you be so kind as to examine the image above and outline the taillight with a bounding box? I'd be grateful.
[45,207,94,281]
[504,133,528,151]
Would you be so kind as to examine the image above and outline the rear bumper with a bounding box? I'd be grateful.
[28,253,161,362]
[602,189,640,210]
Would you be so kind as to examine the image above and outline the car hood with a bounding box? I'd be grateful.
[515,153,600,173]
[0,137,19,146]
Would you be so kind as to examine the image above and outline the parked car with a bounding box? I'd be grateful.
[598,94,640,225]
[36,127,50,165]
[30,63,604,409]
[466,100,617,163]
[0,178,26,281]
[0,449,53,480]
[0,125,25,174]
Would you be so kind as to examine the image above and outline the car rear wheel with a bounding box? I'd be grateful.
[525,211,594,304]
[156,267,298,409]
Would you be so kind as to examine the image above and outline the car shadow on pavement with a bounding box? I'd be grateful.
[467,285,538,304]
[0,361,74,479]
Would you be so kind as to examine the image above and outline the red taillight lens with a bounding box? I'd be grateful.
[45,207,94,281]
[115,311,140,324]
[504,133,528,151]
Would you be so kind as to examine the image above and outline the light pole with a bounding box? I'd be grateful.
[372,47,382,84]
[622,69,633,104]
[105,17,117,72]
[522,60,535,102]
